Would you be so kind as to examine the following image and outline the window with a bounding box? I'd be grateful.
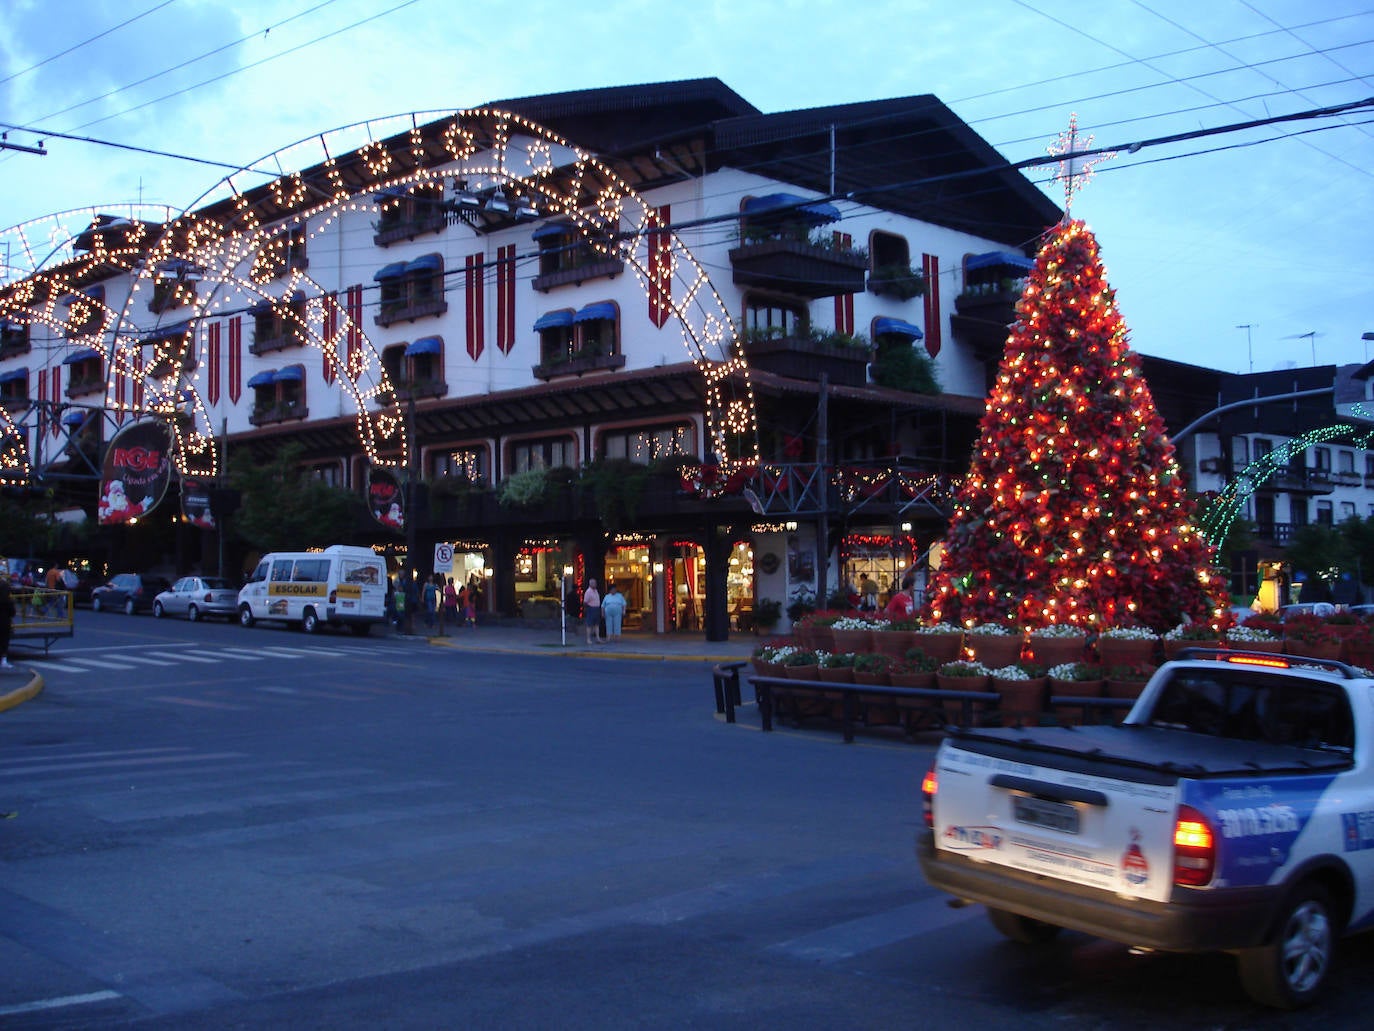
[1314,447,1331,472]
[143,322,195,378]
[1317,500,1333,525]
[307,461,343,487]
[387,337,446,399]
[381,344,406,385]
[1341,501,1356,520]
[572,303,617,357]
[535,310,575,364]
[148,260,200,314]
[247,365,307,424]
[374,253,447,327]
[600,423,694,463]
[739,193,839,246]
[1254,438,1273,461]
[63,348,104,398]
[373,183,446,246]
[0,320,29,358]
[531,219,624,291]
[744,298,804,340]
[250,292,307,354]
[430,445,489,485]
[1366,453,1374,478]
[868,231,924,299]
[0,367,28,405]
[1231,436,1250,468]
[1338,450,1356,474]
[870,231,909,271]
[511,436,575,473]
[252,225,308,281]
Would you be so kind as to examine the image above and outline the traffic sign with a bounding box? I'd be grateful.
[434,542,454,573]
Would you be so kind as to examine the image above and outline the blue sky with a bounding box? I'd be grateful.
[1,0,1370,375]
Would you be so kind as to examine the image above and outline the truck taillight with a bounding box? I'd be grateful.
[1173,804,1215,886]
[921,767,938,828]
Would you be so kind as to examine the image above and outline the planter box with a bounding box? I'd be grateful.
[742,335,871,387]
[729,238,868,298]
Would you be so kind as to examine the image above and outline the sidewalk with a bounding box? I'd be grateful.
[0,666,44,713]
[405,621,760,664]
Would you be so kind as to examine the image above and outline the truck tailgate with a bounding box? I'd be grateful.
[933,734,1180,902]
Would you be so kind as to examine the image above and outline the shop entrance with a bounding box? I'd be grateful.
[843,533,918,612]
[605,541,653,631]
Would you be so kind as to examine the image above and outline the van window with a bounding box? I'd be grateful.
[293,558,330,582]
[248,561,268,584]
[270,559,295,582]
[342,559,382,585]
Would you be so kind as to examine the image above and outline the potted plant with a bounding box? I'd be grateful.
[912,621,964,664]
[1224,622,1282,654]
[964,621,1022,669]
[872,616,921,658]
[1283,614,1345,660]
[1048,661,1106,726]
[852,651,892,686]
[780,647,821,680]
[936,659,992,726]
[987,662,1048,727]
[753,597,783,635]
[1105,662,1156,701]
[798,609,844,652]
[831,614,876,654]
[1096,624,1161,667]
[1162,620,1221,659]
[819,650,857,683]
[1027,623,1087,667]
[888,648,939,688]
[750,640,796,677]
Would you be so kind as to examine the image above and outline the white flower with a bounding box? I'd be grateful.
[989,664,1029,680]
[1030,623,1086,638]
[832,615,876,630]
[1099,625,1158,639]
[916,622,962,635]
[966,622,1015,636]
[1226,625,1278,642]
[1048,662,1092,680]
[939,659,990,675]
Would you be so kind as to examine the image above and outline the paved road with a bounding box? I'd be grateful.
[3,613,1374,1028]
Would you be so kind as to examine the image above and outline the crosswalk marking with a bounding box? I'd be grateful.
[147,651,223,664]
[53,656,138,670]
[115,654,178,667]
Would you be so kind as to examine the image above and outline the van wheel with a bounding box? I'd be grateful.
[1236,883,1336,1009]
[238,604,255,628]
[301,609,319,634]
[987,907,1062,945]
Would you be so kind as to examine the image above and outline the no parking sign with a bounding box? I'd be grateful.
[433,542,454,574]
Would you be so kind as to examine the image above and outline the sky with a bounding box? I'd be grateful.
[0,0,1371,376]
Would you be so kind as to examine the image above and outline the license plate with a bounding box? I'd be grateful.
[1013,795,1080,834]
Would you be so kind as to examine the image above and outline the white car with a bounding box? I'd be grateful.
[152,576,239,622]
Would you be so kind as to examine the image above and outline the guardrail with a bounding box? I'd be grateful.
[10,588,75,654]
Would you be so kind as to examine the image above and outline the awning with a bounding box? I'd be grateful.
[743,192,841,225]
[573,302,617,324]
[62,347,101,365]
[533,311,575,331]
[532,220,575,241]
[62,410,88,427]
[873,317,924,341]
[0,367,26,384]
[406,253,442,274]
[405,336,442,356]
[246,370,276,388]
[144,320,192,342]
[373,262,407,282]
[248,298,274,315]
[373,185,410,202]
[965,250,1034,273]
[274,364,305,383]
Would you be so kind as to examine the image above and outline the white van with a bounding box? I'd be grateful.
[237,545,387,635]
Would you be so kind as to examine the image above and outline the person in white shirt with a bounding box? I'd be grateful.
[583,578,603,644]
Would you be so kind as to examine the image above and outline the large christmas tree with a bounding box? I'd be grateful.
[925,218,1228,632]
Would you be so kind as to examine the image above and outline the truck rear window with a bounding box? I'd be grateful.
[1149,669,1353,754]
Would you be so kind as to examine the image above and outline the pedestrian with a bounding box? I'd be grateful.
[883,573,916,619]
[422,574,439,632]
[582,577,603,645]
[443,577,458,630]
[463,586,477,629]
[601,582,626,640]
[0,574,14,669]
[403,571,420,636]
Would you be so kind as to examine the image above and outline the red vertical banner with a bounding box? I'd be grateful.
[227,316,242,404]
[131,351,143,410]
[206,321,221,405]
[114,351,126,424]
[347,285,363,380]
[495,245,516,355]
[833,231,854,334]
[51,368,61,436]
[648,205,671,328]
[36,363,47,442]
[922,253,942,358]
[465,253,485,360]
[321,292,337,385]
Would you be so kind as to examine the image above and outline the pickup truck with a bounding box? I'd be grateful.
[918,647,1374,1009]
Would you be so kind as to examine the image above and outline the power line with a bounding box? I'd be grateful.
[0,0,177,88]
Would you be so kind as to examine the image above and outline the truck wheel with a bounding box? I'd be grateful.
[1236,883,1336,1009]
[301,608,319,634]
[238,604,255,628]
[987,907,1061,945]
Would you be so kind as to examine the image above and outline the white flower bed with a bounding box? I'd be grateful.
[831,615,877,630]
[966,622,1015,636]
[916,622,962,635]
[1030,623,1086,638]
[988,664,1030,680]
[1226,624,1278,642]
[1099,625,1158,639]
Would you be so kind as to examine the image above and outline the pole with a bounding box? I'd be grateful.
[560,569,568,647]
[1235,324,1253,374]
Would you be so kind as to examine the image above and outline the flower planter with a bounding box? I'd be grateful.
[784,664,820,680]
[809,626,836,653]
[888,670,935,689]
[853,670,890,687]
[1027,636,1086,667]
[1284,639,1344,661]
[831,628,873,654]
[913,632,963,664]
[1105,678,1149,702]
[936,672,990,727]
[1163,637,1219,660]
[1050,677,1103,727]
[751,660,784,678]
[967,634,1022,669]
[820,666,855,684]
[1225,638,1282,655]
[872,630,920,659]
[993,676,1047,727]
[1096,637,1160,668]
[1344,644,1374,670]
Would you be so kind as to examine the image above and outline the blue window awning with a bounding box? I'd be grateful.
[274,364,305,383]
[573,302,617,324]
[249,298,274,315]
[533,310,574,331]
[144,320,192,342]
[62,347,101,365]
[743,192,841,225]
[373,185,410,202]
[965,250,1034,273]
[873,317,924,341]
[62,410,88,427]
[247,370,276,388]
[0,367,26,385]
[406,253,442,274]
[405,336,442,356]
[373,262,407,282]
[532,220,575,241]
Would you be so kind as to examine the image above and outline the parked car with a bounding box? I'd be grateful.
[90,573,173,615]
[1278,602,1336,621]
[152,577,239,622]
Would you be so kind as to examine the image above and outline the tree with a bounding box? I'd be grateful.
[925,219,1228,632]
[228,443,363,553]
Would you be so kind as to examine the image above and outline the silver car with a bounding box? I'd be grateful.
[152,576,239,622]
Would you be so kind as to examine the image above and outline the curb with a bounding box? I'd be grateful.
[0,671,45,713]
[425,635,744,664]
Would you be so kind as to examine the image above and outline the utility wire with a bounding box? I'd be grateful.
[0,0,177,88]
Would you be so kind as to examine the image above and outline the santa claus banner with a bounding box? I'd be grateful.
[181,477,216,530]
[368,468,404,530]
[98,418,172,525]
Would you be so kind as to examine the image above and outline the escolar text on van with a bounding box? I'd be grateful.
[237,545,387,635]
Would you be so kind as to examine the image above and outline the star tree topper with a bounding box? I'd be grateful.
[1049,113,1114,217]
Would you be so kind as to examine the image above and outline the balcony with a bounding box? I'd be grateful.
[728,238,867,299]
[393,379,448,403]
[250,329,304,356]
[373,211,447,247]
[532,352,625,382]
[531,257,625,292]
[374,296,448,328]
[66,377,105,399]
[1257,465,1334,496]
[741,332,872,387]
[249,402,309,427]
